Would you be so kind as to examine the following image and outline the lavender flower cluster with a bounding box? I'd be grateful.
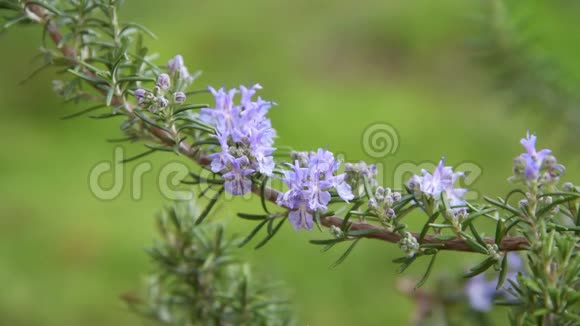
[406,157,467,210]
[512,132,564,187]
[200,84,277,195]
[134,55,192,112]
[277,150,354,230]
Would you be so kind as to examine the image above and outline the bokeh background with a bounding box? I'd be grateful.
[1,0,579,325]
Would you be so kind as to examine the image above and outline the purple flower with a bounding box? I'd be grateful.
[167,54,192,82]
[201,84,277,196]
[518,132,552,181]
[240,83,262,107]
[520,132,550,158]
[498,253,524,299]
[332,173,355,202]
[406,157,466,208]
[278,149,354,231]
[309,148,337,174]
[207,132,234,173]
[223,157,254,195]
[465,274,496,312]
[507,252,523,272]
[446,170,467,208]
[202,87,237,121]
[167,55,184,73]
[307,172,333,210]
[278,161,308,207]
[512,132,565,186]
[464,253,523,312]
[288,202,314,231]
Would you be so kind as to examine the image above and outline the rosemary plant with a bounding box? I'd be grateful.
[1,0,578,324]
[124,200,292,325]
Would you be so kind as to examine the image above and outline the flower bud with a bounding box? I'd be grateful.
[542,155,557,169]
[392,192,402,202]
[375,186,385,199]
[134,88,148,107]
[512,157,526,176]
[444,209,455,221]
[456,208,468,221]
[386,208,396,219]
[367,164,378,178]
[158,97,169,108]
[550,164,565,177]
[174,91,186,103]
[486,244,501,262]
[407,175,422,194]
[539,173,551,184]
[330,225,343,238]
[399,232,419,257]
[156,73,171,90]
[563,182,575,192]
[134,88,146,99]
[384,195,394,207]
[514,156,526,166]
[368,198,378,210]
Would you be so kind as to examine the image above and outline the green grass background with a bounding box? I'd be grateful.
[0,0,579,324]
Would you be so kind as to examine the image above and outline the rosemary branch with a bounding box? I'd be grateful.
[25,2,529,253]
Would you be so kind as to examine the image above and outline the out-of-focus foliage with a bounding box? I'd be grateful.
[471,0,580,136]
[124,200,292,325]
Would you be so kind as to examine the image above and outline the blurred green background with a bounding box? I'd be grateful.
[1,0,579,325]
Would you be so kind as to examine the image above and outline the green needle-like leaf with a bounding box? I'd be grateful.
[464,256,496,278]
[254,218,286,249]
[496,253,509,290]
[61,104,106,120]
[415,252,437,288]
[195,187,224,225]
[238,219,269,248]
[330,238,361,268]
[484,196,522,217]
